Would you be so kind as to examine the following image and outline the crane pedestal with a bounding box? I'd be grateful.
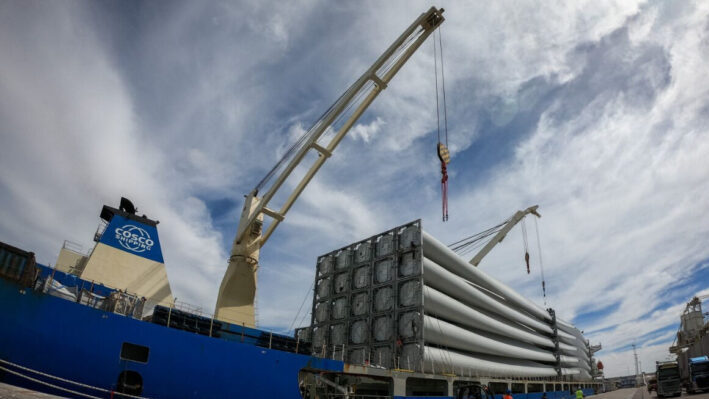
[215,196,262,327]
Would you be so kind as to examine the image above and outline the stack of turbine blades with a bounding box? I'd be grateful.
[308,219,595,380]
[420,231,593,378]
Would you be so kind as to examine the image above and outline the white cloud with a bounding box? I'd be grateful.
[350,117,385,143]
[0,1,225,309]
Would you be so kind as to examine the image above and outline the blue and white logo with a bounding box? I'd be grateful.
[100,214,164,263]
[115,225,154,253]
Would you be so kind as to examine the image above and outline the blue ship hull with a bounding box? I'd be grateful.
[0,276,343,398]
[0,237,602,399]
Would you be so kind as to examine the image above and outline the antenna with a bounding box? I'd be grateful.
[633,343,640,379]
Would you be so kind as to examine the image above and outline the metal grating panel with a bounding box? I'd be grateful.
[309,219,425,371]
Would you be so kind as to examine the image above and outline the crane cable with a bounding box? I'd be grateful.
[287,279,315,333]
[448,219,508,256]
[433,27,450,222]
[521,218,530,274]
[255,26,424,195]
[533,217,548,306]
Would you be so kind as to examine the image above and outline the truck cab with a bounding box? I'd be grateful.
[455,383,495,399]
[657,361,682,397]
[687,356,709,394]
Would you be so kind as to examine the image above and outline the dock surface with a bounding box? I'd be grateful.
[0,382,66,398]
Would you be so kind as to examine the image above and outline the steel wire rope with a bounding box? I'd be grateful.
[346,30,422,131]
[255,26,422,193]
[255,75,363,192]
[448,221,508,255]
[455,238,489,257]
[296,307,311,332]
[448,220,508,248]
[438,27,449,148]
[432,27,451,221]
[433,29,441,147]
[288,279,315,333]
[255,79,373,210]
[0,358,149,399]
[450,226,505,255]
[521,218,530,274]
[254,69,366,193]
[454,236,494,258]
[533,217,548,306]
[329,81,375,136]
[255,26,427,214]
[458,237,492,256]
[375,27,424,79]
[257,34,419,209]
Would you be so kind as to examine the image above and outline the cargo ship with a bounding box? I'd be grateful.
[0,204,601,398]
[0,6,603,399]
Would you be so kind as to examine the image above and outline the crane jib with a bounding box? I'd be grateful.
[215,7,446,326]
[233,7,445,247]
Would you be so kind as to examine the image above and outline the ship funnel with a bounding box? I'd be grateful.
[77,198,173,305]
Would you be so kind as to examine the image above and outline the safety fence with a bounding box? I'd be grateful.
[31,264,310,355]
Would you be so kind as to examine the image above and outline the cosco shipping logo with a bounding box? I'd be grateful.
[114,225,154,253]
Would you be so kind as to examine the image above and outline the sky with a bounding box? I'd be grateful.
[1,0,708,378]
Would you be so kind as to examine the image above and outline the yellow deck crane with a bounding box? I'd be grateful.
[215,7,446,326]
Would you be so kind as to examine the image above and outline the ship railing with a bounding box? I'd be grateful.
[93,220,108,242]
[61,240,86,255]
[32,265,314,354]
[136,298,314,354]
